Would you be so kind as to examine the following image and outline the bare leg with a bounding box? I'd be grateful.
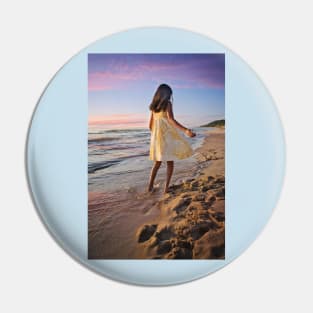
[148,161,162,192]
[164,161,174,194]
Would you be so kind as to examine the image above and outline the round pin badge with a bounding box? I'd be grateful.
[26,26,285,286]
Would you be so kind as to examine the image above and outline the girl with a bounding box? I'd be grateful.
[148,83,196,194]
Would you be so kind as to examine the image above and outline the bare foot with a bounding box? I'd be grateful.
[163,185,175,194]
[147,184,160,194]
[163,192,171,199]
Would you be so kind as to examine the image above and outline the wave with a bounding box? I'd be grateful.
[103,128,148,133]
[88,151,149,174]
[88,136,120,143]
[88,160,121,173]
[89,128,149,135]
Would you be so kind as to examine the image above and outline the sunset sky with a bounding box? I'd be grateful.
[88,53,225,129]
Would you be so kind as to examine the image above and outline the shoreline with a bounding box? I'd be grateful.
[88,126,207,193]
[88,128,225,259]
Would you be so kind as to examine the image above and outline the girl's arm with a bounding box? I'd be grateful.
[149,110,154,131]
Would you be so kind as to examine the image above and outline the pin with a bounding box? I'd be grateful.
[26,27,285,286]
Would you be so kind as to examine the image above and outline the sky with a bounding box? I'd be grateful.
[88,53,225,129]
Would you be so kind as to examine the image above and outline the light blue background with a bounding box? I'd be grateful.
[26,27,286,286]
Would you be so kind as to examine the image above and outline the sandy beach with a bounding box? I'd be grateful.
[88,127,225,259]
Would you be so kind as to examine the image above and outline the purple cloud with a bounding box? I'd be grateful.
[88,54,224,91]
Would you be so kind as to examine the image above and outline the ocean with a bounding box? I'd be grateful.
[88,126,213,193]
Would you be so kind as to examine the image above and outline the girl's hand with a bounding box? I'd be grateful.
[185,129,196,137]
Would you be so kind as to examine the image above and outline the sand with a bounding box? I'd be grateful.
[88,128,225,259]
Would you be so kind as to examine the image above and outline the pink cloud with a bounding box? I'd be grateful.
[88,70,145,91]
[88,113,148,125]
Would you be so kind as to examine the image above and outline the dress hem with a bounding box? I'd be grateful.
[149,153,193,162]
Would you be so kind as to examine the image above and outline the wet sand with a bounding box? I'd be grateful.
[88,128,225,259]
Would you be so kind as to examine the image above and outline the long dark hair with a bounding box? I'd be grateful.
[149,84,173,112]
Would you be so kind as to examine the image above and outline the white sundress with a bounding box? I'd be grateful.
[149,110,193,161]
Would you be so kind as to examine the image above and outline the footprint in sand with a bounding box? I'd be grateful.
[155,226,175,241]
[137,224,157,243]
[172,197,192,214]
